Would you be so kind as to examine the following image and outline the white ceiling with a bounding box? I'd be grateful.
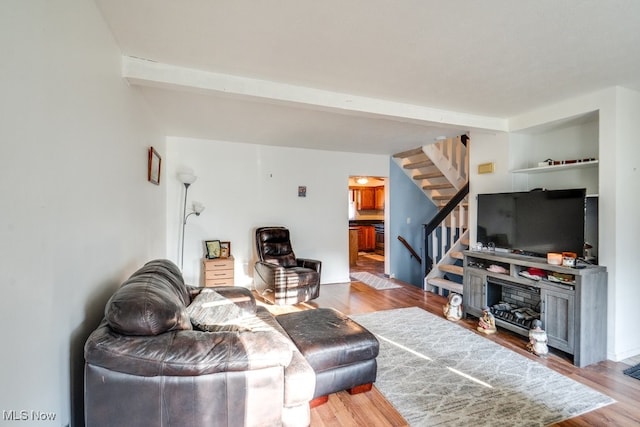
[95,0,640,155]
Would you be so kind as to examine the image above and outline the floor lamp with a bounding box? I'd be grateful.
[178,171,204,270]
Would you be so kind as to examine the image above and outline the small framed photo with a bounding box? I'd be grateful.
[205,240,221,259]
[148,146,161,185]
[220,241,231,258]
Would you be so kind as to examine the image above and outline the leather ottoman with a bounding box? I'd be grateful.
[276,308,379,407]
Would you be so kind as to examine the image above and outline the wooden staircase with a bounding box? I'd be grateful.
[392,135,469,295]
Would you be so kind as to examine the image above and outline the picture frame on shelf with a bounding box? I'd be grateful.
[148,146,161,185]
[220,241,231,258]
[205,240,221,259]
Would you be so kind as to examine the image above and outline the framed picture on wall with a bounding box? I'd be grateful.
[205,240,221,259]
[220,241,231,258]
[148,146,161,185]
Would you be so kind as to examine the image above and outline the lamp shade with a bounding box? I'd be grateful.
[192,202,205,214]
[178,172,197,185]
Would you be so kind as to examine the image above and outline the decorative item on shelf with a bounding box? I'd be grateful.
[584,242,594,261]
[477,306,497,335]
[547,271,575,284]
[538,157,597,167]
[487,264,508,274]
[220,241,231,258]
[148,147,161,185]
[519,267,546,280]
[205,240,221,259]
[562,252,577,267]
[547,252,562,265]
[178,169,205,269]
[443,293,463,321]
[526,319,549,357]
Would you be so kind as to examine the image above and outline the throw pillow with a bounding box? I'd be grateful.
[187,289,253,332]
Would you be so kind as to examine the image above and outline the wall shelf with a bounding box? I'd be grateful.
[511,160,598,174]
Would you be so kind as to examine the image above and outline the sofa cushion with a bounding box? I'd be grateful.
[187,289,255,332]
[257,227,298,268]
[129,259,190,305]
[105,274,192,336]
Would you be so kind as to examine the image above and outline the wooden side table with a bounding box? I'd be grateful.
[203,256,234,286]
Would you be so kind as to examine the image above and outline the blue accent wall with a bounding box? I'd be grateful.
[389,160,438,287]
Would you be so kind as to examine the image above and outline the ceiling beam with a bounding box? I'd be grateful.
[122,56,507,133]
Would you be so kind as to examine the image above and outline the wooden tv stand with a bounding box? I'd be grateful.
[462,250,607,367]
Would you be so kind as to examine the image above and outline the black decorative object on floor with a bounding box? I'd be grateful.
[623,364,640,380]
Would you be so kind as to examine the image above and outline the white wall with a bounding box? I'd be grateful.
[0,2,165,426]
[166,137,389,286]
[478,87,640,362]
[509,119,599,194]
[467,131,511,245]
[612,87,640,360]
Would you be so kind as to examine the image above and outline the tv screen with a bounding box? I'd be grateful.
[477,189,586,258]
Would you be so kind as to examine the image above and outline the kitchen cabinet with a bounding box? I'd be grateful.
[374,186,385,210]
[357,226,376,251]
[359,188,376,210]
[351,186,384,211]
[349,227,359,266]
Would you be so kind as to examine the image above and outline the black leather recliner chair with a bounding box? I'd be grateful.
[254,226,321,305]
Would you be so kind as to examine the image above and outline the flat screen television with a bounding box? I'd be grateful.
[476,188,587,259]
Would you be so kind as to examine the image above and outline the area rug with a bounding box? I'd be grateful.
[350,271,401,290]
[350,307,614,427]
[623,363,640,380]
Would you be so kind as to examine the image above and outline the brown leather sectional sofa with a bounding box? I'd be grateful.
[84,259,315,427]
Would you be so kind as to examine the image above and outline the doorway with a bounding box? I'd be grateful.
[348,176,385,275]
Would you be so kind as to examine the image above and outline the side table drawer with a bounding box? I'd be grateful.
[204,258,234,271]
[203,256,235,287]
[205,277,234,286]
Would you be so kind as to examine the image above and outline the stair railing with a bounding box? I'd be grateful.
[424,134,469,191]
[422,182,469,276]
[397,236,422,264]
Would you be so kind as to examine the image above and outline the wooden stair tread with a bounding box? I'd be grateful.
[432,195,453,200]
[414,171,444,180]
[404,160,434,169]
[426,277,463,294]
[393,147,424,158]
[451,251,464,260]
[422,183,454,190]
[438,264,464,276]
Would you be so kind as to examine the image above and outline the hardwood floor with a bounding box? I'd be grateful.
[289,253,640,426]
